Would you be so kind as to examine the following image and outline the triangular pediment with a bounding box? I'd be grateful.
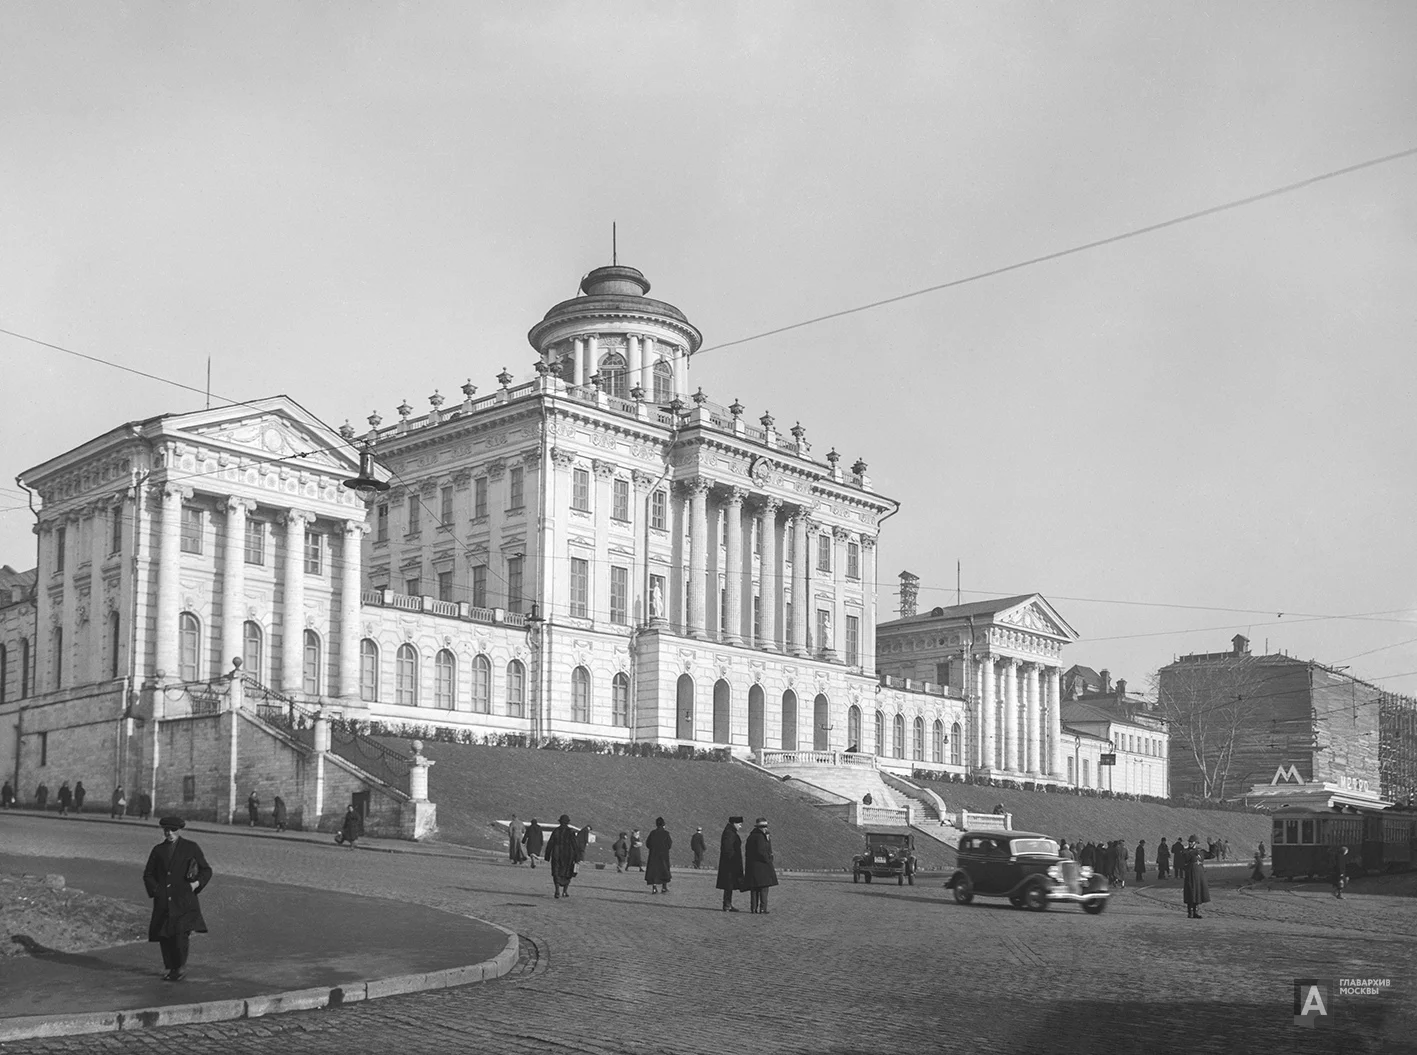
[996,596,1078,641]
[166,397,359,475]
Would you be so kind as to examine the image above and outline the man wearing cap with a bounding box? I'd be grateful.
[142,817,213,981]
[544,814,582,898]
[744,817,778,914]
[717,817,745,912]
[690,826,707,869]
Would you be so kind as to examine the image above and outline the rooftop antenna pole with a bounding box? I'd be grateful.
[957,560,961,607]
[612,221,617,266]
[205,356,211,409]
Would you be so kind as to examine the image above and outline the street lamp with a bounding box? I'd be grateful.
[343,439,390,494]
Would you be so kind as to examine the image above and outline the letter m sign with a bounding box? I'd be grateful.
[1271,764,1303,786]
[1293,979,1330,1027]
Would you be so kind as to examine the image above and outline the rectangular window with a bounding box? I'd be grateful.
[471,564,488,608]
[846,615,860,667]
[304,532,323,575]
[406,577,421,597]
[440,486,454,526]
[570,557,589,618]
[243,520,265,565]
[1082,759,1090,787]
[360,642,379,703]
[110,508,123,555]
[39,730,48,766]
[508,466,524,510]
[753,596,761,642]
[406,495,421,535]
[847,541,860,579]
[438,570,453,602]
[612,477,630,521]
[650,489,667,530]
[506,556,524,614]
[817,534,831,572]
[180,507,203,554]
[55,525,66,572]
[375,503,389,543]
[936,661,951,687]
[474,477,488,519]
[612,675,630,727]
[182,775,195,802]
[572,469,591,511]
[1068,757,1075,785]
[610,566,628,624]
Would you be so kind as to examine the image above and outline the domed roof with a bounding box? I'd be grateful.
[527,264,702,353]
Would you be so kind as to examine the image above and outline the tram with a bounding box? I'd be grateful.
[1270,805,1417,879]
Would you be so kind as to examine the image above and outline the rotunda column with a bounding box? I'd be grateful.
[571,337,586,387]
[640,336,656,393]
[685,478,709,639]
[723,487,746,645]
[627,333,643,385]
[585,334,599,384]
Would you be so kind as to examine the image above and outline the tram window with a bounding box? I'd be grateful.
[1272,821,1285,845]
[1301,820,1314,844]
[1285,820,1299,844]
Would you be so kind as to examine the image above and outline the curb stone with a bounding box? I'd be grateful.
[0,930,517,1043]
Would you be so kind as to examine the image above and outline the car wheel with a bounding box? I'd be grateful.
[1022,885,1049,912]
[952,875,973,904]
[1083,899,1108,915]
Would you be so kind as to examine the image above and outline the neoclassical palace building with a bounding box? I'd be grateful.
[0,263,993,809]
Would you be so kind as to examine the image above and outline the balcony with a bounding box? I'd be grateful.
[361,589,528,628]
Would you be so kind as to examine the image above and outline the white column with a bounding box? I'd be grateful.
[571,337,585,387]
[672,345,687,396]
[979,655,995,771]
[63,514,82,688]
[627,334,643,389]
[758,499,780,651]
[585,334,599,384]
[221,498,250,674]
[640,336,655,394]
[789,511,809,657]
[862,534,877,674]
[339,519,366,701]
[1025,661,1041,777]
[155,484,185,682]
[1047,666,1062,777]
[686,478,708,639]
[88,504,106,683]
[280,510,311,695]
[723,488,745,644]
[1002,658,1019,775]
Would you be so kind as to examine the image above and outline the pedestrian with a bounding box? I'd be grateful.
[717,816,745,912]
[247,791,260,827]
[993,802,1006,816]
[628,828,645,871]
[1258,840,1266,863]
[1156,837,1170,880]
[137,789,152,821]
[1058,839,1074,861]
[1221,839,1230,862]
[1,781,14,808]
[1332,846,1349,899]
[35,782,49,810]
[509,814,528,864]
[1171,837,1185,878]
[612,832,629,872]
[523,818,544,868]
[74,781,87,812]
[111,785,127,819]
[57,780,72,816]
[1134,839,1147,883]
[645,817,673,894]
[338,804,363,849]
[1119,841,1130,887]
[1251,843,1266,882]
[691,826,707,869]
[744,817,778,914]
[142,817,212,981]
[1180,834,1213,918]
[545,814,582,898]
[272,795,287,832]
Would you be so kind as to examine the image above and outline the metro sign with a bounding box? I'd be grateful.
[1271,764,1304,786]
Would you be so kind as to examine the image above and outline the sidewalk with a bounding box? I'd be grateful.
[0,850,515,1041]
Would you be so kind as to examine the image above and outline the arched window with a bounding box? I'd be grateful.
[1082,759,1090,787]
[912,717,924,761]
[613,672,631,727]
[506,660,526,717]
[19,638,29,698]
[108,612,121,679]
[847,705,861,751]
[302,630,322,694]
[813,693,830,751]
[652,359,673,403]
[598,351,629,399]
[52,627,63,688]
[359,639,379,703]
[747,683,765,750]
[932,719,944,764]
[714,680,732,743]
[874,710,885,756]
[178,614,199,682]
[572,666,591,722]
[435,649,458,709]
[396,644,418,706]
[678,673,695,740]
[893,714,905,759]
[243,621,264,681]
[950,722,962,766]
[471,654,491,713]
[781,689,797,751]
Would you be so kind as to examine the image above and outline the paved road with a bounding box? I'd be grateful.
[2,815,1413,1054]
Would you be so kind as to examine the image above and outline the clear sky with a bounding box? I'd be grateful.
[2,2,1414,693]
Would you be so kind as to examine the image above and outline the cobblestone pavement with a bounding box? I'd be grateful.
[2,816,1414,1054]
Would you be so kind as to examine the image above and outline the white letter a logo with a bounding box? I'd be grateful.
[1299,985,1328,1017]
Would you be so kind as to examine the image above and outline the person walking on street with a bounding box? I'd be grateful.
[272,795,287,832]
[338,804,363,849]
[137,789,152,821]
[545,814,582,899]
[1171,837,1185,879]
[612,832,629,872]
[74,781,87,812]
[1251,843,1266,882]
[1180,835,1213,918]
[111,786,127,819]
[1134,840,1147,884]
[1,781,14,809]
[691,826,707,869]
[1156,837,1170,880]
[744,818,778,914]
[717,816,745,912]
[57,781,72,816]
[645,817,673,894]
[1332,846,1349,899]
[508,814,527,864]
[143,817,213,981]
[628,828,645,871]
[523,818,544,868]
[247,791,260,827]
[577,824,593,862]
[35,782,49,810]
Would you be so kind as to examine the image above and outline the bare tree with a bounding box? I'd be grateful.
[1151,659,1280,800]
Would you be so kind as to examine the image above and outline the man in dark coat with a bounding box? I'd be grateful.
[717,817,745,911]
[1332,845,1349,899]
[1156,837,1171,880]
[35,782,49,809]
[247,791,260,827]
[690,826,707,869]
[744,817,778,914]
[1171,837,1185,876]
[74,781,87,811]
[272,795,287,832]
[1134,840,1146,883]
[577,824,593,860]
[57,781,73,816]
[522,818,544,868]
[544,814,581,898]
[1,781,14,808]
[339,804,363,848]
[137,789,152,820]
[1180,834,1213,918]
[645,817,673,894]
[111,785,127,819]
[143,817,213,981]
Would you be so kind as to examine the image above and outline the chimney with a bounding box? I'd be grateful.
[1099,669,1111,694]
[1232,634,1250,657]
[1116,678,1127,699]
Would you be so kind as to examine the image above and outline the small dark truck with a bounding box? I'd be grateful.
[852,829,918,885]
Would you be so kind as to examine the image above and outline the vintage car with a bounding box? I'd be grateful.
[852,829,918,885]
[945,830,1110,913]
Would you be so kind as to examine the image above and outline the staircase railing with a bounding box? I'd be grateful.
[757,749,878,769]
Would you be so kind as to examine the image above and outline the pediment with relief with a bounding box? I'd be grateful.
[1000,600,1071,639]
[184,414,351,472]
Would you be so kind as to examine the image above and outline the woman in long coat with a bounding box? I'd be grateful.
[272,795,287,832]
[716,817,745,911]
[627,828,644,871]
[544,814,582,898]
[522,819,544,867]
[508,815,527,864]
[645,817,673,893]
[1180,835,1213,918]
[1156,837,1171,880]
[143,817,213,981]
[744,817,778,914]
[1134,840,1147,883]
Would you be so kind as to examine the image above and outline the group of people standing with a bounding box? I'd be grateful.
[1059,833,1221,918]
[714,816,778,913]
[0,779,158,819]
[244,791,289,832]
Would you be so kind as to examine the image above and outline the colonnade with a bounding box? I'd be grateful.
[565,332,689,397]
[973,654,1063,778]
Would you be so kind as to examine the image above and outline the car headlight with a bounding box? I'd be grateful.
[1078,866,1094,879]
[1047,864,1062,880]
